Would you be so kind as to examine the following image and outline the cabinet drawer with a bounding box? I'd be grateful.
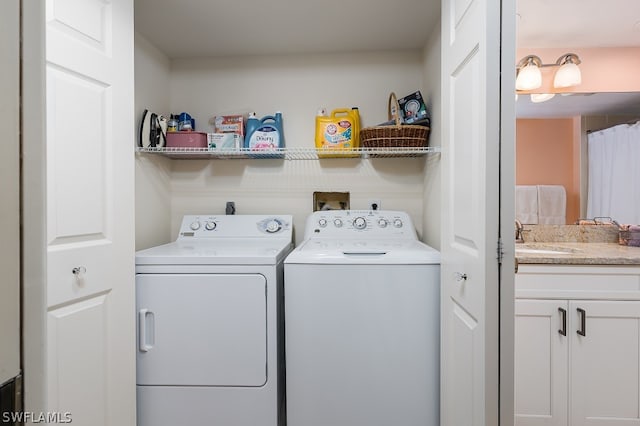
[516,265,640,300]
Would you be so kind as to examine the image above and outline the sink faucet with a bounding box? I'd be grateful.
[515,219,524,243]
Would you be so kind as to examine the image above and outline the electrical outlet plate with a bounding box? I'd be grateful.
[313,192,350,211]
[367,199,382,211]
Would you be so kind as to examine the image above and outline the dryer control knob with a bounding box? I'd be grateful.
[318,218,328,227]
[205,221,217,231]
[190,221,201,231]
[353,217,367,230]
[378,218,388,228]
[265,220,282,233]
[393,219,403,228]
[333,218,343,228]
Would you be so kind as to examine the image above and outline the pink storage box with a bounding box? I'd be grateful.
[166,131,208,148]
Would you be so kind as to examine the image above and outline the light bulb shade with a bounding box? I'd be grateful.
[554,62,581,88]
[516,63,542,90]
[530,93,555,103]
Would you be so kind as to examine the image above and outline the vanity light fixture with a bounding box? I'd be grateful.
[530,93,555,103]
[553,53,582,88]
[515,53,582,91]
[515,55,543,90]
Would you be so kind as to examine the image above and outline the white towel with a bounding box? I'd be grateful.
[537,185,566,225]
[516,185,539,224]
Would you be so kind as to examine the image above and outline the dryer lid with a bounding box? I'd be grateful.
[285,239,440,265]
[136,239,293,265]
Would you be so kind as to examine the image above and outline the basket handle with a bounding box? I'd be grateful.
[387,92,402,127]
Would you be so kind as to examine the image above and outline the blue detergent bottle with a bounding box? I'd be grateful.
[244,112,284,154]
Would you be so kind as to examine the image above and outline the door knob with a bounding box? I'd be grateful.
[454,272,468,282]
[72,266,86,276]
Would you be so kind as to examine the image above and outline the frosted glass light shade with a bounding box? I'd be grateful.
[554,62,582,88]
[530,93,555,103]
[515,64,542,90]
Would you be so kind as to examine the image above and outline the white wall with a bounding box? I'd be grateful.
[421,21,442,249]
[134,34,173,249]
[167,51,430,243]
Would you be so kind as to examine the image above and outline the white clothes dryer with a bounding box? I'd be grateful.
[284,210,440,426]
[135,215,293,426]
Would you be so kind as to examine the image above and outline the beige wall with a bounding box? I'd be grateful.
[134,41,441,246]
[134,34,173,250]
[421,21,442,249]
[516,118,580,223]
[167,51,430,244]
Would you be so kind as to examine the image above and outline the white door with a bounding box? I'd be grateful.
[514,300,568,426]
[440,0,503,424]
[570,300,640,425]
[45,0,135,424]
[0,0,21,387]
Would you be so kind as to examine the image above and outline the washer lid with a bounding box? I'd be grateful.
[285,239,440,265]
[136,239,293,265]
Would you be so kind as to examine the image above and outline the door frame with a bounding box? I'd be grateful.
[0,0,21,389]
[22,0,48,415]
[500,0,517,424]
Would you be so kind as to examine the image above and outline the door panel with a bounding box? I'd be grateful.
[571,301,640,425]
[45,0,135,423]
[515,300,568,426]
[450,301,477,426]
[46,66,110,243]
[441,0,501,424]
[136,274,268,387]
[47,295,109,425]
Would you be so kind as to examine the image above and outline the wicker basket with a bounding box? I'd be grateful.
[360,92,430,151]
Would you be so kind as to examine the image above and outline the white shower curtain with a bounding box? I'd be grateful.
[587,122,640,224]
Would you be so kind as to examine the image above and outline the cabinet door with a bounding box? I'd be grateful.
[515,300,568,426]
[570,300,640,425]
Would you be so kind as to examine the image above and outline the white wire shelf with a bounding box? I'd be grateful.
[136,146,441,160]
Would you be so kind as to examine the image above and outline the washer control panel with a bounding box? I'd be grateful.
[305,210,416,239]
[178,215,293,239]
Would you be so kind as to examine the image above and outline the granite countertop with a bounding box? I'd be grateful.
[516,242,640,265]
[515,224,640,265]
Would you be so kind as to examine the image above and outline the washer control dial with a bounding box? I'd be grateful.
[190,221,201,231]
[378,218,388,228]
[318,218,328,228]
[265,219,282,233]
[205,221,217,231]
[333,218,343,228]
[353,217,367,230]
[393,219,403,228]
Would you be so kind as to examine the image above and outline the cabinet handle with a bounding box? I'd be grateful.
[577,308,586,337]
[558,307,567,336]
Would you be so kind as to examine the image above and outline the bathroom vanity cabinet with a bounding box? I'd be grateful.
[515,264,640,426]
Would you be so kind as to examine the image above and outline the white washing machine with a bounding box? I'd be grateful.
[135,214,293,426]
[284,210,440,426]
